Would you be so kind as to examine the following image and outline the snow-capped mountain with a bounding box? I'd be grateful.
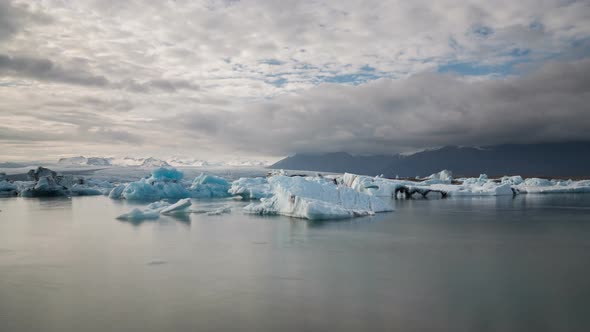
[56,156,271,168]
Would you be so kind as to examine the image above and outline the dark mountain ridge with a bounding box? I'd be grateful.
[270,142,590,177]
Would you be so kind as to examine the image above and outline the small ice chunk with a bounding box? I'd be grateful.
[160,198,192,214]
[206,206,232,215]
[116,208,160,221]
[146,200,171,211]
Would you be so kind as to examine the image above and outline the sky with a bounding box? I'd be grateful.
[1,0,589,161]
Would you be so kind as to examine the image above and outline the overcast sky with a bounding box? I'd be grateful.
[1,0,589,161]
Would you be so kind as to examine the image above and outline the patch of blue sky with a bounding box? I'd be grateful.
[508,48,531,57]
[269,77,288,87]
[472,25,494,37]
[259,59,284,65]
[438,61,519,76]
[360,64,376,72]
[317,71,383,85]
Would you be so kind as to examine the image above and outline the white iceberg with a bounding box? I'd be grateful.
[341,173,515,198]
[427,182,514,196]
[228,177,272,199]
[500,175,524,185]
[461,174,489,185]
[190,173,231,198]
[422,169,453,184]
[523,178,553,187]
[515,179,590,194]
[342,173,412,197]
[244,175,393,220]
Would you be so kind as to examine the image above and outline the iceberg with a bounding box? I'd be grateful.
[422,169,453,184]
[523,178,553,187]
[109,167,190,201]
[69,184,103,196]
[244,175,392,220]
[341,173,515,198]
[108,184,126,199]
[427,182,514,196]
[515,179,590,194]
[19,175,68,197]
[500,175,524,185]
[342,173,412,197]
[151,167,184,181]
[189,173,231,198]
[0,180,17,196]
[117,180,163,201]
[228,177,272,199]
[461,174,489,185]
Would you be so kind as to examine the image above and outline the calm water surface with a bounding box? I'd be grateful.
[1,194,590,332]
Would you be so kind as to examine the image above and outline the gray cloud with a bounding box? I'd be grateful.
[0,54,109,86]
[119,78,200,93]
[0,125,143,145]
[0,54,200,93]
[172,59,590,155]
[0,1,52,41]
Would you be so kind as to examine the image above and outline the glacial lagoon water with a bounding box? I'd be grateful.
[1,194,590,332]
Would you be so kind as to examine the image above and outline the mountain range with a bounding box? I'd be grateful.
[270,142,590,177]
